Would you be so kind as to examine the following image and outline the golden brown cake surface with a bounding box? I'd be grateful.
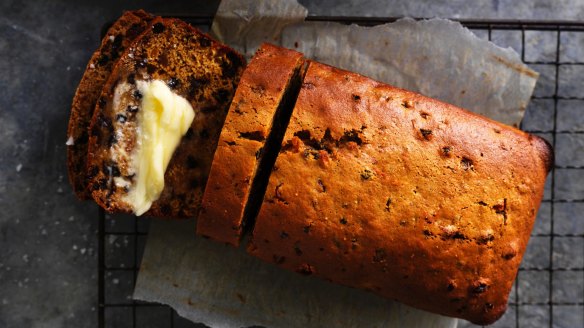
[198,44,304,245]
[67,10,153,199]
[86,17,245,217]
[247,60,552,325]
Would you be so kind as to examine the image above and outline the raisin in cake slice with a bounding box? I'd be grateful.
[197,44,305,246]
[87,17,245,217]
[67,10,153,200]
[247,61,552,324]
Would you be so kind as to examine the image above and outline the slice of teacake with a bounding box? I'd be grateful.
[197,44,305,246]
[86,17,245,217]
[67,10,153,199]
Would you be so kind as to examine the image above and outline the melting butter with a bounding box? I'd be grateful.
[126,80,195,215]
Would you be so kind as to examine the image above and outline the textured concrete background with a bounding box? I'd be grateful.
[0,1,582,327]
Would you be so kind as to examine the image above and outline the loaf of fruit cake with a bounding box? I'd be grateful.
[247,60,552,325]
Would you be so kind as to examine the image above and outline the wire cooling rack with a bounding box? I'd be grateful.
[98,16,584,328]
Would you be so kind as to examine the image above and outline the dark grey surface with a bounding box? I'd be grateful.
[0,1,219,327]
[0,1,582,327]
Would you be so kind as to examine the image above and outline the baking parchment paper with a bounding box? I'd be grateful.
[134,1,539,327]
[136,219,458,328]
[279,19,538,127]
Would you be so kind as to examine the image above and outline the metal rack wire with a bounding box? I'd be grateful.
[98,16,584,328]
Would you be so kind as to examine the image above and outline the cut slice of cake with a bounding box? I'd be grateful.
[247,60,552,325]
[86,17,245,217]
[197,44,305,246]
[67,10,153,199]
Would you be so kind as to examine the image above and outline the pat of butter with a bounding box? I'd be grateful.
[126,80,195,216]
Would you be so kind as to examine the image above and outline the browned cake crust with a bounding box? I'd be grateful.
[197,44,304,245]
[86,17,245,217]
[67,10,153,199]
[247,61,552,325]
